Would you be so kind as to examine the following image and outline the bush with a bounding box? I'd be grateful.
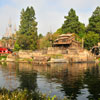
[0,88,69,100]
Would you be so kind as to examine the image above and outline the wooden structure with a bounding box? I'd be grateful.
[53,33,80,48]
[91,46,100,55]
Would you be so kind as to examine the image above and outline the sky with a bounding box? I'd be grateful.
[0,0,100,37]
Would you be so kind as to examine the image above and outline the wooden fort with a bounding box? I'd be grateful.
[53,33,81,48]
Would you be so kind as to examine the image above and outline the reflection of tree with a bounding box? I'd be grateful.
[61,69,83,100]
[14,63,38,92]
[84,66,100,100]
[41,64,84,100]
[18,71,37,92]
[43,63,100,100]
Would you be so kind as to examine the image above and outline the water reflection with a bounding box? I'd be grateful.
[0,62,100,100]
[84,65,100,100]
[0,62,19,90]
[17,71,37,91]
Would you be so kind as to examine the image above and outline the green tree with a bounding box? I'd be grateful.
[38,33,43,39]
[39,32,52,49]
[55,28,63,35]
[14,41,20,51]
[61,8,85,38]
[84,31,99,50]
[16,6,38,50]
[87,6,100,35]
[52,28,63,41]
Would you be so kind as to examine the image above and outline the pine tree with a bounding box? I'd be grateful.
[17,6,38,50]
[87,6,100,34]
[61,8,85,38]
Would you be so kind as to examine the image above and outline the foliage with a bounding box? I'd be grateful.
[87,6,100,34]
[38,33,43,39]
[0,56,7,61]
[84,31,99,50]
[52,28,62,41]
[16,6,38,50]
[61,8,85,38]
[0,88,69,100]
[54,28,63,35]
[13,6,100,50]
[38,32,53,49]
[39,37,52,49]
[14,41,21,51]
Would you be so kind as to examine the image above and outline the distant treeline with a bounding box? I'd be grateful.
[14,6,100,51]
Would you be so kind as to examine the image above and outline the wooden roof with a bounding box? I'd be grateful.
[53,33,80,45]
[54,33,75,41]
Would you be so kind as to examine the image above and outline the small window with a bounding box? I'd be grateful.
[62,39,66,42]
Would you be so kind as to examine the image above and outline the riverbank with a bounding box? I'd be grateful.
[0,47,96,64]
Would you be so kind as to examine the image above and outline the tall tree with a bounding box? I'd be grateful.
[61,8,85,38]
[16,6,38,50]
[84,31,99,50]
[87,6,100,35]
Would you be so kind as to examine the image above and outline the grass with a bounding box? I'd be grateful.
[0,88,69,100]
[0,55,7,61]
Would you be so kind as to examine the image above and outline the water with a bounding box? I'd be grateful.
[0,62,100,100]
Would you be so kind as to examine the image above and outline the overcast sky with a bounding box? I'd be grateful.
[0,0,100,37]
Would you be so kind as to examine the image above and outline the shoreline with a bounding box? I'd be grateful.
[0,49,97,65]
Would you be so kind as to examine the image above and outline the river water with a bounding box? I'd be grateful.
[0,62,100,100]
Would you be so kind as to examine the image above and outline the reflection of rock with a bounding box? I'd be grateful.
[0,62,19,90]
[18,63,33,71]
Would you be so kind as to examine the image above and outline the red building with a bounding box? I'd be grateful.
[0,48,12,54]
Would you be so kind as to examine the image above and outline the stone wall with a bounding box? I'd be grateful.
[47,47,67,54]
[64,49,95,62]
[6,48,95,63]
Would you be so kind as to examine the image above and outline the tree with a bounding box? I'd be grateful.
[16,6,38,50]
[84,31,99,50]
[38,32,52,49]
[52,28,63,41]
[87,6,100,35]
[14,41,20,51]
[38,33,43,39]
[61,8,85,38]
